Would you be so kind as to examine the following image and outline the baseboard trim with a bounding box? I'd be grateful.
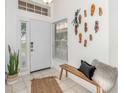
[30,67,51,73]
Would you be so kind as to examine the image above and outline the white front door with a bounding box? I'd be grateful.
[30,19,51,72]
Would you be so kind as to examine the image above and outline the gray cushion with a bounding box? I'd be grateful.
[91,59,118,92]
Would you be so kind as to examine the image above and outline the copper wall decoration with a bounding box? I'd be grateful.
[91,3,95,16]
[99,7,103,16]
[79,33,82,43]
[72,4,103,47]
[78,14,82,24]
[84,10,87,17]
[84,22,88,32]
[94,21,99,33]
[84,39,87,47]
[89,34,93,41]
[75,25,78,35]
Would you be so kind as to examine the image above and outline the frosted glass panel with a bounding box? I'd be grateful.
[55,32,67,40]
[54,20,68,61]
[20,22,27,69]
[55,48,68,60]
[21,22,26,32]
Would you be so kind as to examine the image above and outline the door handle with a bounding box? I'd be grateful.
[30,42,33,48]
[30,42,34,52]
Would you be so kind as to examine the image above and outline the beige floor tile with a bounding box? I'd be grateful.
[13,88,29,93]
[24,80,31,91]
[12,82,26,93]
[32,72,43,78]
[64,88,77,93]
[30,74,34,80]
[60,76,70,81]
[51,72,60,78]
[62,78,77,87]
[58,78,76,91]
[55,78,63,84]
[27,86,31,93]
[73,84,92,93]
[22,74,32,81]
[59,81,69,91]
[5,85,12,93]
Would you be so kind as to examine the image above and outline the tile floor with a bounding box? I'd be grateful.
[5,68,92,93]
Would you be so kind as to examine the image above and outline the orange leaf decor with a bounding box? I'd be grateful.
[84,39,87,47]
[79,33,82,43]
[84,10,87,17]
[89,34,93,41]
[91,3,95,16]
[99,7,103,16]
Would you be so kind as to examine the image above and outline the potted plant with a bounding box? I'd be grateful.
[7,45,19,85]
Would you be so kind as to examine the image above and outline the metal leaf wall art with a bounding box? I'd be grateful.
[91,3,95,16]
[84,39,87,47]
[72,4,103,47]
[78,14,82,24]
[94,21,99,33]
[89,34,93,41]
[84,22,88,32]
[72,9,81,35]
[99,7,103,16]
[79,33,82,43]
[84,10,87,17]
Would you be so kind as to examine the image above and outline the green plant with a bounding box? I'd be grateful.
[7,45,19,75]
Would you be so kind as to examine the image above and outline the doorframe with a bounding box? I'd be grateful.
[17,16,52,75]
[17,17,31,76]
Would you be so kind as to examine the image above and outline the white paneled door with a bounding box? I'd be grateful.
[30,20,51,72]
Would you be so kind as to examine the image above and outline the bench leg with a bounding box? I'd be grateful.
[59,68,63,80]
[66,70,68,77]
[96,86,100,93]
[100,88,104,93]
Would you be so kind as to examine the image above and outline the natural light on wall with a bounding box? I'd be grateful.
[43,0,53,4]
[30,0,53,4]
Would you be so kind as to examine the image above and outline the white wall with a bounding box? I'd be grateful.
[5,0,53,73]
[53,0,109,65]
[5,0,18,72]
[109,0,118,93]
[109,0,118,67]
[53,0,117,93]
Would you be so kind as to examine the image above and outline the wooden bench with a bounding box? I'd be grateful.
[59,64,101,93]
